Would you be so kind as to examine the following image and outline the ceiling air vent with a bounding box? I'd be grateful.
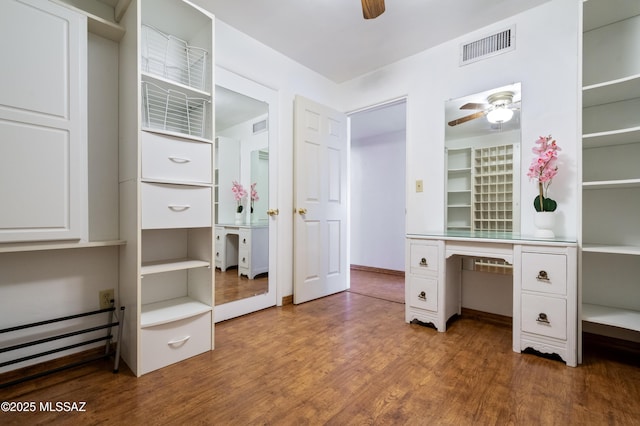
[253,118,268,134]
[460,26,515,66]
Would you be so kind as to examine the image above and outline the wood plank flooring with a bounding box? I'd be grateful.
[1,272,639,425]
[215,268,268,305]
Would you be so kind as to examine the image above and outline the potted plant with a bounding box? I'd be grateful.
[250,182,259,215]
[232,181,247,223]
[526,135,560,237]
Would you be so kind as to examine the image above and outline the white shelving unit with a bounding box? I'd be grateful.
[580,0,640,348]
[445,143,519,233]
[446,148,473,230]
[119,0,215,376]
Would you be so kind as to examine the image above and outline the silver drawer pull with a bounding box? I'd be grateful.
[536,313,550,324]
[167,335,190,346]
[168,204,191,212]
[168,156,191,164]
[419,258,428,267]
[418,291,426,301]
[536,270,550,282]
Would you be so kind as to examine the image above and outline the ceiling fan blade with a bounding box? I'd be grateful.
[460,102,488,110]
[362,0,385,19]
[448,111,487,127]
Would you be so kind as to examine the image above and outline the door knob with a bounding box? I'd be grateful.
[267,209,279,216]
[297,208,308,215]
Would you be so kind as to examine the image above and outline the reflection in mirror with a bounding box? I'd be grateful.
[214,85,269,305]
[445,82,521,234]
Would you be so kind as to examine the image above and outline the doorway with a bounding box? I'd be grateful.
[348,99,407,301]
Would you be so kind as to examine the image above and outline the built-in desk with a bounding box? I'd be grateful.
[406,231,578,366]
[215,224,268,279]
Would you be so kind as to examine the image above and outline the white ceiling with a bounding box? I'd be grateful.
[193,0,550,83]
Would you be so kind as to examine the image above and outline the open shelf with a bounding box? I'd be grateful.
[583,304,640,333]
[141,296,212,328]
[582,178,640,190]
[582,127,640,149]
[583,74,640,107]
[582,244,640,256]
[141,258,210,275]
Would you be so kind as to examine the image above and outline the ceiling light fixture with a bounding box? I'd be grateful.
[486,91,515,124]
[487,106,514,124]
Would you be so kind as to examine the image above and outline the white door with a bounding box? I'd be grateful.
[294,96,348,304]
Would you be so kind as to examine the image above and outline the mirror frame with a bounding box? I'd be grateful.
[214,67,279,322]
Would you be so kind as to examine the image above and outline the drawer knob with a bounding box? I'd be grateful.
[419,258,428,267]
[168,204,191,212]
[216,252,219,257]
[243,238,247,244]
[418,291,426,301]
[536,270,550,282]
[536,313,550,324]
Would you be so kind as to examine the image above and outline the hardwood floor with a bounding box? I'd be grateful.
[1,272,639,425]
[215,268,268,305]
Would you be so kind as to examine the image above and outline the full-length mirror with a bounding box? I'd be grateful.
[445,82,521,234]
[215,85,269,307]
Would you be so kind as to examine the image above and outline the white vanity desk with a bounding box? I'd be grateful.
[405,231,578,366]
[215,224,268,279]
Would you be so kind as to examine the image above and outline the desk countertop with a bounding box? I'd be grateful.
[407,230,577,246]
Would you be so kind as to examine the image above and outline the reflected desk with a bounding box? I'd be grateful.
[405,231,578,366]
[215,224,268,279]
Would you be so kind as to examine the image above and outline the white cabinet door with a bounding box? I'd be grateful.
[0,0,87,243]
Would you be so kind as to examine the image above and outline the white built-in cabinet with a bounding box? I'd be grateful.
[118,0,215,376]
[580,0,640,350]
[0,0,87,243]
[406,236,578,366]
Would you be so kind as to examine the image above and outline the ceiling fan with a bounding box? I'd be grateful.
[448,91,520,127]
[362,0,385,19]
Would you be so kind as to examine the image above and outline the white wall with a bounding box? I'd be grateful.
[350,129,406,271]
[339,0,581,240]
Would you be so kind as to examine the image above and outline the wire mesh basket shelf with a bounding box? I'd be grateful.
[142,81,208,138]
[141,25,208,91]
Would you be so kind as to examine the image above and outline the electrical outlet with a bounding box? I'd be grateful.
[99,289,114,309]
[416,180,424,192]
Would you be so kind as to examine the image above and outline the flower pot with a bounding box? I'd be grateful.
[235,212,243,225]
[534,211,556,239]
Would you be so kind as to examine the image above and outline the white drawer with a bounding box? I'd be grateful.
[521,293,566,340]
[141,131,212,184]
[239,229,251,248]
[409,243,439,276]
[239,248,250,270]
[142,183,211,229]
[521,252,566,295]
[408,276,438,312]
[140,311,211,375]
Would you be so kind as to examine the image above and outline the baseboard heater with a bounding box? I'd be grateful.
[0,304,125,389]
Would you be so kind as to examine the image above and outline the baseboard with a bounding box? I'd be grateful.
[350,264,404,277]
[461,307,512,328]
[281,295,293,305]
